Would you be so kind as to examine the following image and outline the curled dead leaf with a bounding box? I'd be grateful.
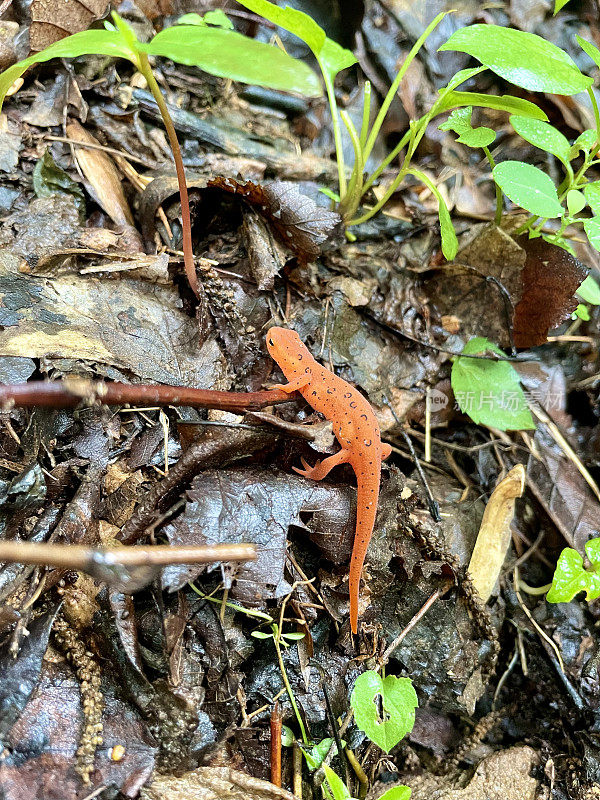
[468,463,525,602]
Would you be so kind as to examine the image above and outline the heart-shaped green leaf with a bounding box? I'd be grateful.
[547,539,600,603]
[351,671,417,753]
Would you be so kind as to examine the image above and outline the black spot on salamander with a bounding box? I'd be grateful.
[298,354,303,360]
[327,388,335,394]
[343,392,352,398]
[364,439,372,447]
[349,401,357,409]
[305,367,311,373]
[360,414,368,420]
[311,391,317,396]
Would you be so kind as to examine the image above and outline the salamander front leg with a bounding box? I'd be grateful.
[381,443,392,460]
[269,375,309,394]
[293,448,351,480]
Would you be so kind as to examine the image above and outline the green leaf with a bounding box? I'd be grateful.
[439,107,495,148]
[33,149,85,218]
[584,182,600,216]
[436,91,547,121]
[0,29,136,111]
[250,630,272,639]
[281,725,294,747]
[451,337,535,430]
[204,9,234,28]
[573,303,590,321]
[302,738,336,771]
[567,189,586,216]
[493,161,563,218]
[577,35,600,73]
[440,25,592,95]
[379,788,412,800]
[547,538,600,602]
[351,671,418,753]
[554,0,572,11]
[235,0,357,81]
[281,631,305,641]
[509,115,571,165]
[143,26,321,96]
[571,128,598,157]
[577,275,600,304]
[583,217,600,251]
[177,10,234,28]
[440,66,487,92]
[319,187,341,202]
[409,168,458,260]
[322,765,351,800]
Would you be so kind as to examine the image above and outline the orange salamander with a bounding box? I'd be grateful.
[266,327,391,634]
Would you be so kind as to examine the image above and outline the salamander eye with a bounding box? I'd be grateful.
[268,338,274,346]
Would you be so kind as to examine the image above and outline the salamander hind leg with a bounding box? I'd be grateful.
[293,448,351,480]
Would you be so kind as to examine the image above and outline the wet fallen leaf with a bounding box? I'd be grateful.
[162,466,351,604]
[1,661,157,799]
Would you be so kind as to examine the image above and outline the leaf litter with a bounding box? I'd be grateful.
[0,1,598,799]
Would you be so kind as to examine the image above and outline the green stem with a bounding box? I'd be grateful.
[518,579,552,596]
[588,86,600,149]
[320,62,347,200]
[339,110,364,220]
[272,626,309,745]
[359,81,371,150]
[347,163,408,226]
[362,10,448,165]
[138,52,198,297]
[363,127,412,193]
[483,146,503,226]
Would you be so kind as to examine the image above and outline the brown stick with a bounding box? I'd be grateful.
[0,380,295,413]
[0,541,256,569]
[270,701,283,788]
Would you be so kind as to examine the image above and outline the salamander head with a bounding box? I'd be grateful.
[266,327,306,367]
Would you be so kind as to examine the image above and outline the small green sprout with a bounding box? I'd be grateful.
[547,538,600,603]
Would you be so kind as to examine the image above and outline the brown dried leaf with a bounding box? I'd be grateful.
[135,0,175,20]
[66,120,137,231]
[513,236,588,348]
[142,766,298,800]
[207,177,342,261]
[29,0,110,52]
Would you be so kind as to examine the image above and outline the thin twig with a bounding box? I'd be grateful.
[0,541,256,569]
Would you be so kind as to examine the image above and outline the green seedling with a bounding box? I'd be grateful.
[451,337,535,431]
[0,9,320,297]
[440,26,600,256]
[350,670,418,753]
[235,0,548,257]
[251,622,309,745]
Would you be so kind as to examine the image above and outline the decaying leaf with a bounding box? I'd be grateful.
[424,223,588,347]
[207,177,342,261]
[1,662,157,799]
[162,466,352,604]
[468,464,525,602]
[29,0,110,52]
[513,235,589,347]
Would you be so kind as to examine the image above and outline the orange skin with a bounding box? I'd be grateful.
[266,327,391,634]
